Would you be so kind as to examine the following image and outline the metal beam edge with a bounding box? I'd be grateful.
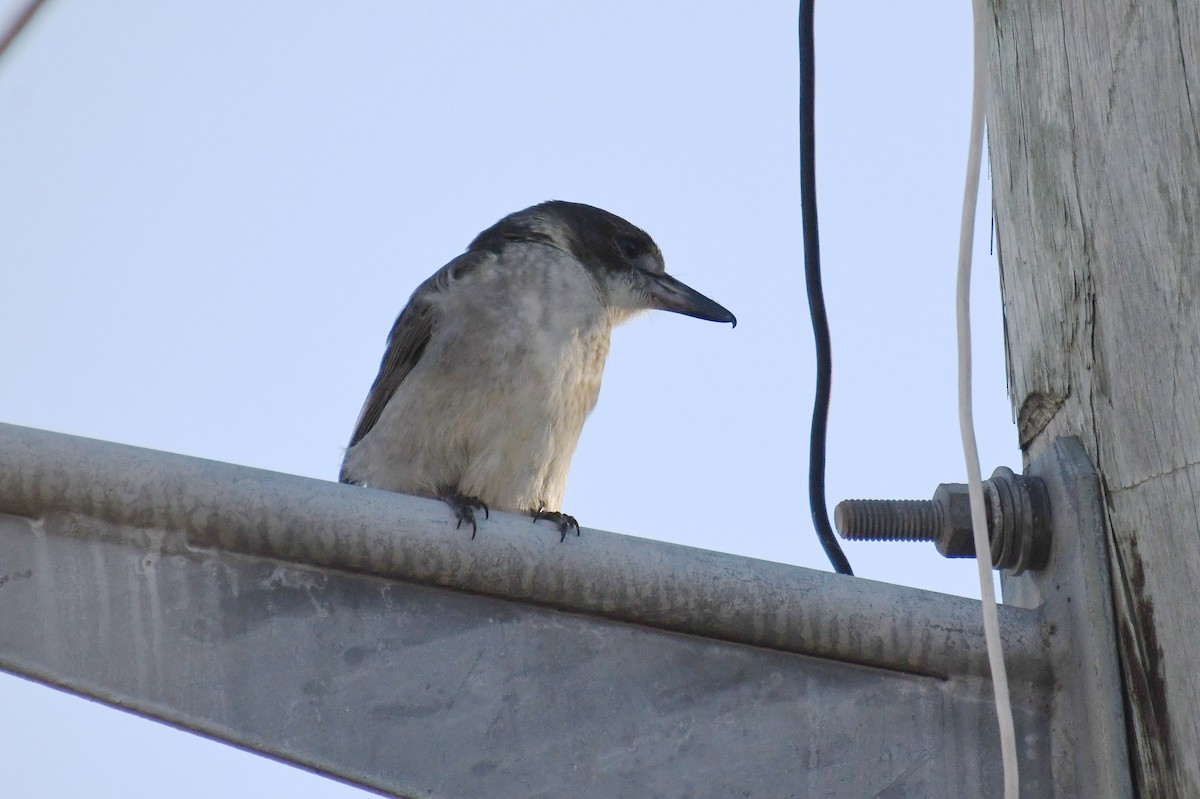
[0,422,1046,681]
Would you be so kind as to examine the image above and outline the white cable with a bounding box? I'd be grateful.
[958,0,1019,797]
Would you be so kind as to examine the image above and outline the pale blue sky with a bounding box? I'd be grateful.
[0,2,1015,796]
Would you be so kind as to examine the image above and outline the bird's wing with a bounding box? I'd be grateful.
[345,251,486,450]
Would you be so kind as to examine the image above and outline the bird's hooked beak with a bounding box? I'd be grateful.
[645,272,737,327]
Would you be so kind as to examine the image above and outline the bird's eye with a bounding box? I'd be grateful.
[617,236,642,260]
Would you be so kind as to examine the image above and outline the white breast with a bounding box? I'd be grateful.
[343,244,613,513]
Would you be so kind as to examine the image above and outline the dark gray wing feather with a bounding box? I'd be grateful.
[344,251,485,452]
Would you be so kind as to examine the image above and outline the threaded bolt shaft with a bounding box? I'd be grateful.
[834,499,943,542]
[832,469,1051,573]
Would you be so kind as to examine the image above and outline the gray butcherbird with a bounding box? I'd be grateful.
[340,201,736,539]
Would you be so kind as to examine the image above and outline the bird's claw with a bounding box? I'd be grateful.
[531,506,580,542]
[439,490,489,539]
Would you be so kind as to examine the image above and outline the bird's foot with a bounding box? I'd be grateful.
[438,488,489,539]
[530,505,581,542]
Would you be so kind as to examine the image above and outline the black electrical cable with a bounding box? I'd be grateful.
[799,0,853,576]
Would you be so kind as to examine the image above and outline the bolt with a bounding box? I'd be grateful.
[834,468,1052,574]
[832,499,942,543]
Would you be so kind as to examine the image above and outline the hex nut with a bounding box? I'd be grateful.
[933,483,978,558]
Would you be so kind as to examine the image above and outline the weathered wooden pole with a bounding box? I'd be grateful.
[987,2,1200,795]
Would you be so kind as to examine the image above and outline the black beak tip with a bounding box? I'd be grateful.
[651,273,738,329]
[710,306,737,328]
[693,304,737,328]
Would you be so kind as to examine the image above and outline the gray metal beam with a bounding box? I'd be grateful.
[0,423,1116,797]
[0,423,1045,682]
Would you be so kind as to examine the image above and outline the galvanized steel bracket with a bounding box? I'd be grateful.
[0,425,1132,797]
[1003,437,1132,799]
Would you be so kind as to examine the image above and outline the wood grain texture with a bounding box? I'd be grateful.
[988,1,1200,794]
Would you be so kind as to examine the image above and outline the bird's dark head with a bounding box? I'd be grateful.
[470,200,737,327]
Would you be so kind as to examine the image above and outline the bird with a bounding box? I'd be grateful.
[339,200,736,540]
